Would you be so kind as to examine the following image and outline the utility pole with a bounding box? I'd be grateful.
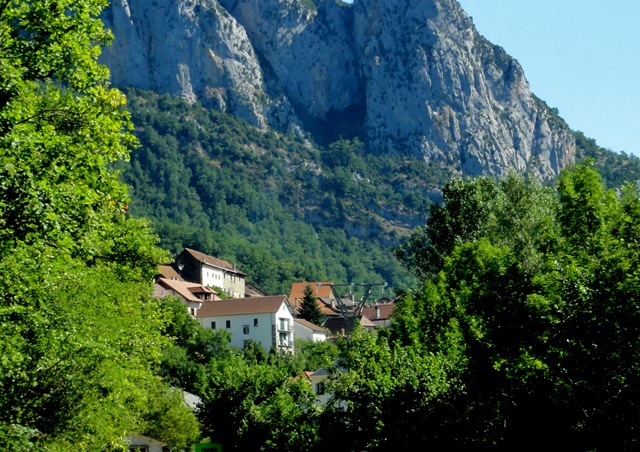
[316,282,387,335]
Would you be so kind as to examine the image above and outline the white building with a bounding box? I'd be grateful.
[175,248,246,298]
[125,434,168,452]
[305,367,334,406]
[196,295,295,353]
[294,318,328,342]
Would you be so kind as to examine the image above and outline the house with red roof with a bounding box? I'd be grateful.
[157,264,184,282]
[361,301,396,327]
[196,295,295,353]
[288,281,337,316]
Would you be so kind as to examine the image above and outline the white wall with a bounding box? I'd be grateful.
[200,311,274,351]
[275,302,294,352]
[223,271,245,298]
[200,263,245,298]
[294,322,327,342]
[200,264,225,290]
[308,370,332,406]
[125,435,166,452]
[199,302,295,353]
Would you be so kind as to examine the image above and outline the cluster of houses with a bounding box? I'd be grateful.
[134,248,396,450]
[152,248,396,354]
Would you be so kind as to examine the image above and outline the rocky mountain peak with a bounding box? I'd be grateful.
[100,0,575,178]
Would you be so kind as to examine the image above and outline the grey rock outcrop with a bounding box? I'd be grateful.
[101,0,575,178]
[101,0,298,129]
[218,0,361,119]
[352,0,573,177]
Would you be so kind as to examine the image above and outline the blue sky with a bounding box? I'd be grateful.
[455,0,640,156]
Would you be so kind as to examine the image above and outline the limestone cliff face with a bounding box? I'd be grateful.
[217,0,361,119]
[101,0,575,178]
[100,0,298,129]
[352,0,574,177]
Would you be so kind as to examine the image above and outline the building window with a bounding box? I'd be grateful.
[254,318,258,327]
[129,447,149,452]
[226,320,231,328]
[243,325,249,335]
[279,318,286,330]
[211,321,216,329]
[316,382,325,396]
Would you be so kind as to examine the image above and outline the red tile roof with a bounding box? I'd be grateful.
[157,265,184,281]
[289,282,338,315]
[289,282,334,301]
[362,303,396,321]
[196,295,290,318]
[182,248,246,276]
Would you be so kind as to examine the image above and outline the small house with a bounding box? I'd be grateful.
[196,295,295,353]
[294,318,328,342]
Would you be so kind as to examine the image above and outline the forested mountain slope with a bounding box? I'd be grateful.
[122,89,454,294]
[120,89,640,296]
[104,0,640,295]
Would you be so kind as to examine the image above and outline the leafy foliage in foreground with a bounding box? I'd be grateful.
[198,354,320,452]
[0,1,198,449]
[161,162,640,452]
[386,163,640,450]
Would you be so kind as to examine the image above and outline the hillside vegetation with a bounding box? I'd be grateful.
[121,89,458,294]
[120,89,640,296]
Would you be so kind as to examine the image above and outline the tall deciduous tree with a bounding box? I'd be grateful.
[0,1,195,449]
[198,355,320,452]
[391,163,640,449]
[319,326,458,452]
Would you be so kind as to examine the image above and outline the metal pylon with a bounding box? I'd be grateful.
[316,282,387,335]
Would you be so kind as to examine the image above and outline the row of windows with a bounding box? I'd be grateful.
[210,318,259,330]
[205,270,222,280]
[204,269,241,283]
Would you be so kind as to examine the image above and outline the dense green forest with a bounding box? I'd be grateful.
[119,88,640,296]
[158,163,640,451]
[120,88,461,295]
[0,1,198,449]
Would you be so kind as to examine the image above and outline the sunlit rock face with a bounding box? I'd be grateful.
[101,0,574,178]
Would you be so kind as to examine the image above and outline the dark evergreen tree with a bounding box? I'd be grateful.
[298,284,326,326]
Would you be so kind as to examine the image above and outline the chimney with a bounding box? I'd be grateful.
[375,306,381,320]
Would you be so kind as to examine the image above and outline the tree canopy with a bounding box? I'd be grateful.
[389,163,640,449]
[0,1,196,449]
